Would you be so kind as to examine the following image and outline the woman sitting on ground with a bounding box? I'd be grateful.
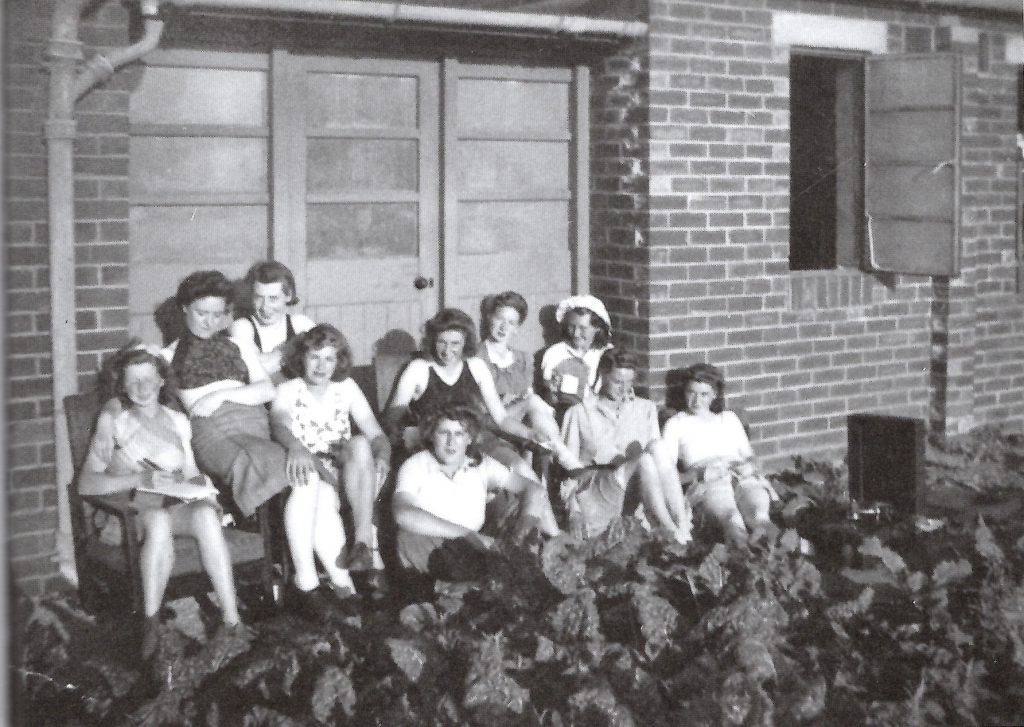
[392,403,561,582]
[548,349,692,544]
[477,291,561,445]
[80,343,247,662]
[229,260,314,384]
[385,308,536,477]
[270,325,390,614]
[661,363,777,546]
[160,270,289,520]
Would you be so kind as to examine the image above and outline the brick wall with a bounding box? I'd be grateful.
[6,0,132,596]
[641,0,1022,469]
[589,38,654,372]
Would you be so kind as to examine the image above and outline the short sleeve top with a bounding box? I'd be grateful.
[561,396,660,466]
[271,377,363,454]
[394,449,511,532]
[660,410,752,470]
[84,404,190,476]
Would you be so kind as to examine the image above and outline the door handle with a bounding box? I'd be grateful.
[413,276,434,290]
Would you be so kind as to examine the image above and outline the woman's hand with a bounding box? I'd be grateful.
[699,458,730,483]
[190,390,225,418]
[374,457,390,487]
[286,443,317,487]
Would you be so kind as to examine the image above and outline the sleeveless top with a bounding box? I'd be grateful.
[408,363,490,425]
[479,345,532,404]
[248,314,296,353]
[170,332,249,390]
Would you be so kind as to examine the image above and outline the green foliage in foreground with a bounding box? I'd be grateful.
[13,457,1024,726]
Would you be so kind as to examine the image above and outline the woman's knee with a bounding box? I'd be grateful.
[139,509,173,544]
[342,435,373,465]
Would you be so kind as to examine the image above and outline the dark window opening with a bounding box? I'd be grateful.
[789,53,865,271]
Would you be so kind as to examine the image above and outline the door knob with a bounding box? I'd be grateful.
[413,276,434,290]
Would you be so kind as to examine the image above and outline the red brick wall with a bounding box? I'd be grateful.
[641,0,1022,468]
[6,0,132,596]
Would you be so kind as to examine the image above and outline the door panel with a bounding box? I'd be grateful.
[128,51,271,345]
[446,64,576,355]
[280,56,439,365]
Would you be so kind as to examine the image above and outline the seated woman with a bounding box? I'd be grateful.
[549,349,692,544]
[477,291,560,445]
[539,295,614,415]
[161,270,289,520]
[384,308,535,477]
[661,363,777,546]
[392,403,560,581]
[270,325,391,612]
[80,343,246,661]
[229,261,314,384]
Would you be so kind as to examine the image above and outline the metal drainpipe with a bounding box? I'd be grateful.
[45,0,164,586]
[167,0,648,37]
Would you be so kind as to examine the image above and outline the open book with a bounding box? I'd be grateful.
[132,478,218,507]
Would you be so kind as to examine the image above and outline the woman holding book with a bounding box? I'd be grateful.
[80,343,246,663]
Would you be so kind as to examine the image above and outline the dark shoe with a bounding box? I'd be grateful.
[341,542,375,572]
[140,614,161,661]
[290,585,337,625]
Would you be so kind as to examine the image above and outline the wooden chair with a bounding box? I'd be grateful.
[64,392,287,615]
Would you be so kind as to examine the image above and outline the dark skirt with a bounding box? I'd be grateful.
[191,402,288,517]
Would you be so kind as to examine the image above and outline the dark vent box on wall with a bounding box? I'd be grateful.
[847,413,926,516]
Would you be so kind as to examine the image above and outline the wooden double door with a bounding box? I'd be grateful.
[128,50,589,362]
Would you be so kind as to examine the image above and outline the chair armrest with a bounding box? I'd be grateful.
[81,492,134,517]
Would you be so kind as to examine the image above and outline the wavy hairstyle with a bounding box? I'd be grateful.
[559,307,611,350]
[479,291,528,341]
[244,260,299,306]
[282,324,353,382]
[98,340,177,408]
[596,348,639,377]
[175,269,235,309]
[679,362,726,414]
[418,402,484,466]
[422,308,478,363]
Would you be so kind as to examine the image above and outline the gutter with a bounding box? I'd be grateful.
[166,0,648,37]
[45,0,165,585]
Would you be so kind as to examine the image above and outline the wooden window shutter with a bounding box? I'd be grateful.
[864,54,960,276]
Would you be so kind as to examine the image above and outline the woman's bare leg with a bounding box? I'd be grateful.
[340,435,375,548]
[308,480,353,590]
[138,509,175,618]
[179,500,240,625]
[284,484,320,591]
[700,481,748,546]
[646,439,692,542]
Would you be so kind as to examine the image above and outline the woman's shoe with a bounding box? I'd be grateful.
[342,541,375,572]
[140,613,161,661]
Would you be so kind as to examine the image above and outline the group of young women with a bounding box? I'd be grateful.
[80,261,776,660]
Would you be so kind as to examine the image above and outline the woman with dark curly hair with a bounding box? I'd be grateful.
[661,363,777,546]
[384,308,534,475]
[81,342,246,661]
[160,270,288,518]
[269,324,391,614]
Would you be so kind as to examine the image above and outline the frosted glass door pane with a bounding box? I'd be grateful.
[131,67,267,126]
[458,141,568,192]
[308,203,417,258]
[458,79,569,136]
[307,139,418,192]
[458,201,568,254]
[131,137,267,194]
[306,74,418,129]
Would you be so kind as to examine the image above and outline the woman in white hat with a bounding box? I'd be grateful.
[539,294,614,416]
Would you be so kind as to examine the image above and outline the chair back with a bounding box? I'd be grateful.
[63,391,101,554]
[64,391,101,472]
[373,351,414,412]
